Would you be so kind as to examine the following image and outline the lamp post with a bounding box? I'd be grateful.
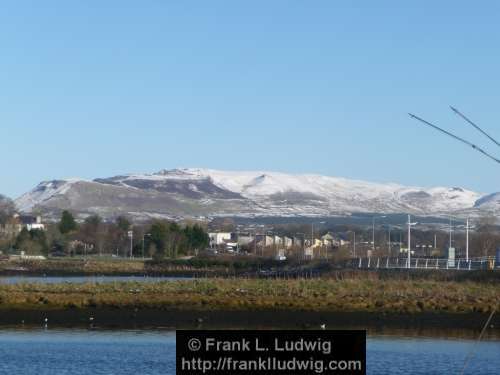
[127,230,134,259]
[466,217,470,261]
[407,215,418,268]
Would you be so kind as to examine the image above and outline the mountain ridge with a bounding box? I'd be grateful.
[13,168,496,220]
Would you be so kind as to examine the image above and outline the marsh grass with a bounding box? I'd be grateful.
[0,278,497,314]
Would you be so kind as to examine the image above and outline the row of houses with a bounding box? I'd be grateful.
[208,232,350,252]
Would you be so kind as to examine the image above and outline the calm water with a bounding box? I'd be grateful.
[0,329,498,374]
[0,275,191,284]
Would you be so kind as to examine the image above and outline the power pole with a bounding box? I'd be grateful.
[407,215,411,268]
[449,217,453,249]
[466,217,470,261]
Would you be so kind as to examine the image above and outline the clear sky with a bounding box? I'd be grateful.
[1,1,500,198]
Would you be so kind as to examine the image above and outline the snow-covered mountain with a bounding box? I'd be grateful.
[14,168,492,220]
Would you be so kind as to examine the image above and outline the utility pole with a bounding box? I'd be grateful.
[407,215,411,268]
[128,230,133,259]
[399,232,402,254]
[466,217,469,261]
[311,223,314,251]
[449,217,453,249]
[372,218,375,255]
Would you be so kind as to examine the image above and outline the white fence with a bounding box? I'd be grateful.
[350,256,497,270]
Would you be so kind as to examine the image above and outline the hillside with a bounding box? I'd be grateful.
[14,168,491,220]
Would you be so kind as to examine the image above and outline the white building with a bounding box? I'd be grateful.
[283,236,293,249]
[208,232,233,248]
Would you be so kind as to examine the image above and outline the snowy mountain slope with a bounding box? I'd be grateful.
[14,168,488,220]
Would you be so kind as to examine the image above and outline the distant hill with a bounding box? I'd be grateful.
[14,168,495,221]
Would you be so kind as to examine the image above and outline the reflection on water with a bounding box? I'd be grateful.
[0,275,191,284]
[0,329,498,375]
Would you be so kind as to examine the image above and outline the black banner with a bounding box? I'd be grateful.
[177,330,366,374]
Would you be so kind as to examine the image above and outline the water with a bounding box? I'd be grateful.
[367,336,500,374]
[0,329,498,374]
[0,329,176,375]
[0,275,191,284]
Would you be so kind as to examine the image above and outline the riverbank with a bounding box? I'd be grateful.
[2,258,500,282]
[0,278,497,331]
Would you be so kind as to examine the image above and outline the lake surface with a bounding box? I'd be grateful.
[0,275,191,284]
[0,329,498,374]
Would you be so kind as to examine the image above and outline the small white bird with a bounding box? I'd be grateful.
[320,324,326,330]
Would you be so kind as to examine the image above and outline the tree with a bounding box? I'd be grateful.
[79,215,105,255]
[475,215,498,257]
[14,228,48,255]
[116,216,131,232]
[59,211,77,234]
[0,195,15,225]
[184,224,209,252]
[150,220,169,256]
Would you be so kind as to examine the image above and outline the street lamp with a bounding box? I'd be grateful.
[406,215,418,268]
[127,230,134,259]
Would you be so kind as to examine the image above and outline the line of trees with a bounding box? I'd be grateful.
[0,208,209,259]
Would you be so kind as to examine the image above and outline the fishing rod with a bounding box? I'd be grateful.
[408,113,500,165]
[450,106,500,148]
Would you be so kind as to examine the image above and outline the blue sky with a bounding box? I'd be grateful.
[1,1,500,198]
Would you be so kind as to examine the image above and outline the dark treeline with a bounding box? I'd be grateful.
[1,209,208,259]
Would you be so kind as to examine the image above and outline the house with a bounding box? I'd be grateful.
[236,233,255,246]
[273,236,283,246]
[321,233,340,248]
[293,237,304,248]
[255,234,274,247]
[304,247,314,259]
[0,214,45,235]
[208,232,234,248]
[283,236,293,249]
[18,215,45,231]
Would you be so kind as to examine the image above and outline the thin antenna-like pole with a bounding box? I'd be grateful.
[460,306,497,375]
[409,113,500,164]
[450,106,500,148]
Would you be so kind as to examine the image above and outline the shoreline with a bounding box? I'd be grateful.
[0,309,498,338]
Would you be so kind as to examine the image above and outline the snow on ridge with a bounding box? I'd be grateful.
[15,178,85,212]
[14,168,486,215]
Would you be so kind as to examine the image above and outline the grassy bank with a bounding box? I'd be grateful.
[2,258,500,283]
[0,278,498,314]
